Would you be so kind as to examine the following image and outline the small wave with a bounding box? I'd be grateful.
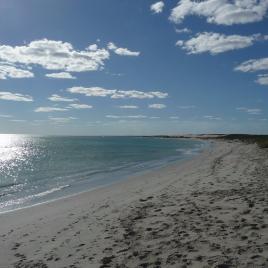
[0,184,70,209]
[34,185,70,198]
[54,164,133,183]
[0,182,23,189]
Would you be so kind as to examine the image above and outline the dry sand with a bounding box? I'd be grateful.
[0,140,268,268]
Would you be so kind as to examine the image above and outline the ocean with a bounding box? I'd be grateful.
[0,135,207,213]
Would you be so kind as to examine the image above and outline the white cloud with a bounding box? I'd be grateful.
[0,91,33,102]
[170,116,180,119]
[176,32,258,55]
[10,119,26,122]
[247,109,262,115]
[150,1,165,14]
[170,0,268,26]
[235,57,268,85]
[87,44,98,51]
[45,72,76,79]
[126,115,147,119]
[256,74,268,85]
[48,94,77,102]
[105,115,120,119]
[175,27,191,34]
[67,86,168,99]
[35,107,68,112]
[148,103,166,109]
[203,115,222,120]
[112,90,167,99]
[0,63,34,79]
[118,105,139,109]
[236,107,262,115]
[68,86,115,97]
[107,42,140,56]
[123,115,147,119]
[106,115,147,119]
[0,39,110,73]
[68,103,93,109]
[235,57,268,72]
[0,114,13,118]
[48,116,77,124]
[107,42,117,50]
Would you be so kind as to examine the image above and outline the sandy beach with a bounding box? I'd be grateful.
[1,139,268,268]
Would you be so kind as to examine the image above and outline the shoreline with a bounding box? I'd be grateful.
[0,138,209,215]
[1,140,268,267]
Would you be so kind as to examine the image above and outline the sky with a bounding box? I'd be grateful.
[0,0,268,135]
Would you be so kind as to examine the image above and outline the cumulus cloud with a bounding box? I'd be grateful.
[169,0,268,26]
[0,63,34,79]
[0,39,110,73]
[256,74,268,85]
[0,91,33,102]
[87,44,98,51]
[150,1,165,14]
[176,32,259,55]
[68,103,93,109]
[107,42,140,56]
[106,115,147,119]
[48,94,77,102]
[236,107,262,115]
[67,86,168,99]
[118,105,139,109]
[34,107,68,112]
[235,57,268,85]
[45,72,76,79]
[148,103,166,109]
[235,57,268,72]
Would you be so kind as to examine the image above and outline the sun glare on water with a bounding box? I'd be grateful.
[0,134,33,166]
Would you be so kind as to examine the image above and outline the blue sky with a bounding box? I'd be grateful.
[0,0,268,135]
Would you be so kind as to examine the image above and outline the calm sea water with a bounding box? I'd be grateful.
[0,135,207,212]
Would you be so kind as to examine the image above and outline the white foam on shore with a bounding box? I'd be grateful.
[0,185,70,210]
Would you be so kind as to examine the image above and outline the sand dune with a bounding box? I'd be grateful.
[0,140,268,267]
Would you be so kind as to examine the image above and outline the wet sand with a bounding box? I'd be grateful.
[0,140,268,267]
